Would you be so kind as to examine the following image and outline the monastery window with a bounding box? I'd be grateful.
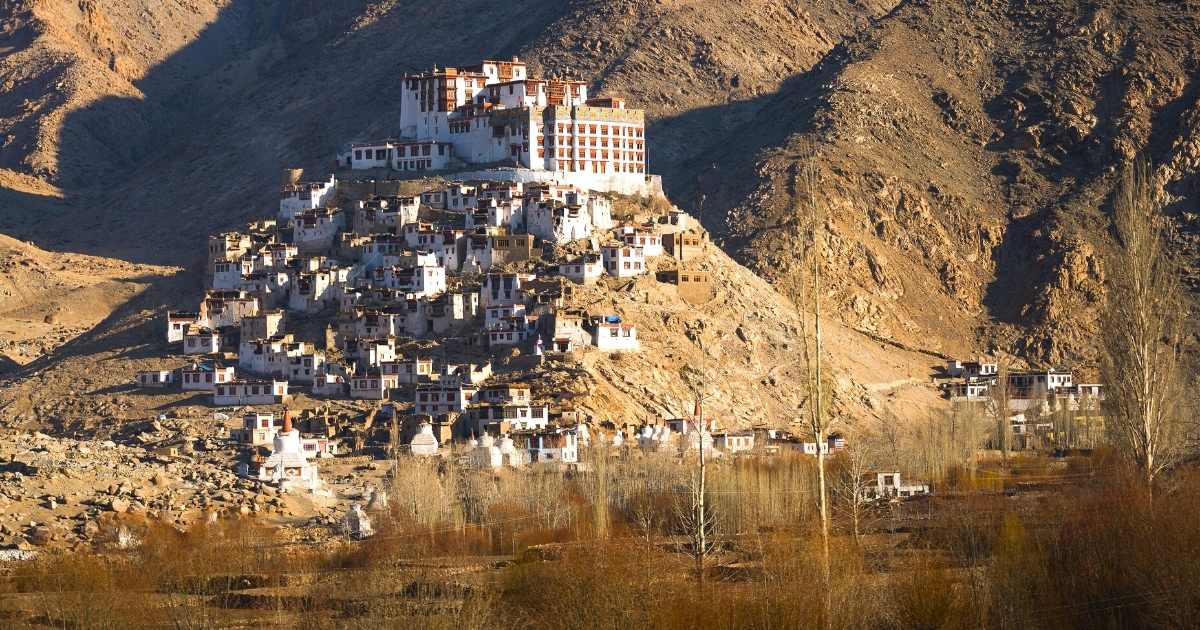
[354,150,362,160]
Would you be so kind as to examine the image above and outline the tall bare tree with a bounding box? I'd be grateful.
[1100,159,1189,490]
[678,367,716,582]
[989,359,1012,466]
[830,431,880,542]
[795,157,836,601]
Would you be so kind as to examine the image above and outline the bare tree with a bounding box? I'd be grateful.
[830,432,880,542]
[678,367,716,582]
[1100,159,1190,490]
[988,359,1012,466]
[795,156,836,613]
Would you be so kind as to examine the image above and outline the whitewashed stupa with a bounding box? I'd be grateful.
[254,410,323,492]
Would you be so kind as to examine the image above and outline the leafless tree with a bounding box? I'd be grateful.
[988,359,1012,466]
[1100,159,1190,490]
[830,432,880,542]
[794,155,836,619]
[677,367,716,582]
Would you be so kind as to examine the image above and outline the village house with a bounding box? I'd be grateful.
[558,254,604,284]
[663,228,707,261]
[183,325,236,355]
[293,208,346,253]
[478,383,532,405]
[668,269,712,304]
[346,336,397,368]
[619,226,664,257]
[381,356,434,384]
[279,174,337,221]
[526,201,593,243]
[438,361,493,386]
[353,195,420,234]
[135,370,174,388]
[485,303,526,330]
[713,431,756,454]
[487,314,536,347]
[350,371,389,400]
[312,366,348,397]
[864,472,931,500]
[181,361,236,391]
[480,272,530,307]
[601,244,645,278]
[460,404,549,437]
[371,263,446,297]
[541,310,590,352]
[208,232,252,264]
[427,290,481,334]
[199,290,260,329]
[213,379,290,406]
[520,427,580,465]
[212,257,256,291]
[166,311,200,344]
[232,412,278,447]
[415,382,479,415]
[586,315,639,352]
[241,310,286,341]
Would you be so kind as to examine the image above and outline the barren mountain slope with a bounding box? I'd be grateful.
[689,0,1200,366]
[0,233,177,368]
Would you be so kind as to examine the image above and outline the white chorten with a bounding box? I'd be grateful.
[409,422,439,457]
[256,410,323,492]
[469,434,503,469]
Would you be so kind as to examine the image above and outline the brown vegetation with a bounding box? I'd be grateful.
[5,447,1200,628]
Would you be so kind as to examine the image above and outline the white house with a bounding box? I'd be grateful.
[485,303,526,330]
[558,254,603,284]
[619,226,663,257]
[864,472,930,500]
[181,361,236,392]
[136,370,174,388]
[382,357,434,384]
[713,431,756,454]
[526,201,593,243]
[587,315,639,352]
[601,245,645,278]
[166,311,198,343]
[280,174,337,221]
[415,382,478,415]
[521,427,579,465]
[213,380,289,406]
[349,372,389,400]
[183,326,224,355]
[292,208,346,254]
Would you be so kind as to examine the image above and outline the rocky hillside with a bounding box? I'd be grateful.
[686,0,1200,366]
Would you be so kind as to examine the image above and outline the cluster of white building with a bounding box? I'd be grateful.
[941,358,1105,448]
[137,59,754,494]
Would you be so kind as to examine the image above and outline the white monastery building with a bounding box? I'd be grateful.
[339,58,658,195]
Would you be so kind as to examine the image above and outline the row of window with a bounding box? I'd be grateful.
[548,148,644,161]
[353,145,443,161]
[553,124,643,137]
